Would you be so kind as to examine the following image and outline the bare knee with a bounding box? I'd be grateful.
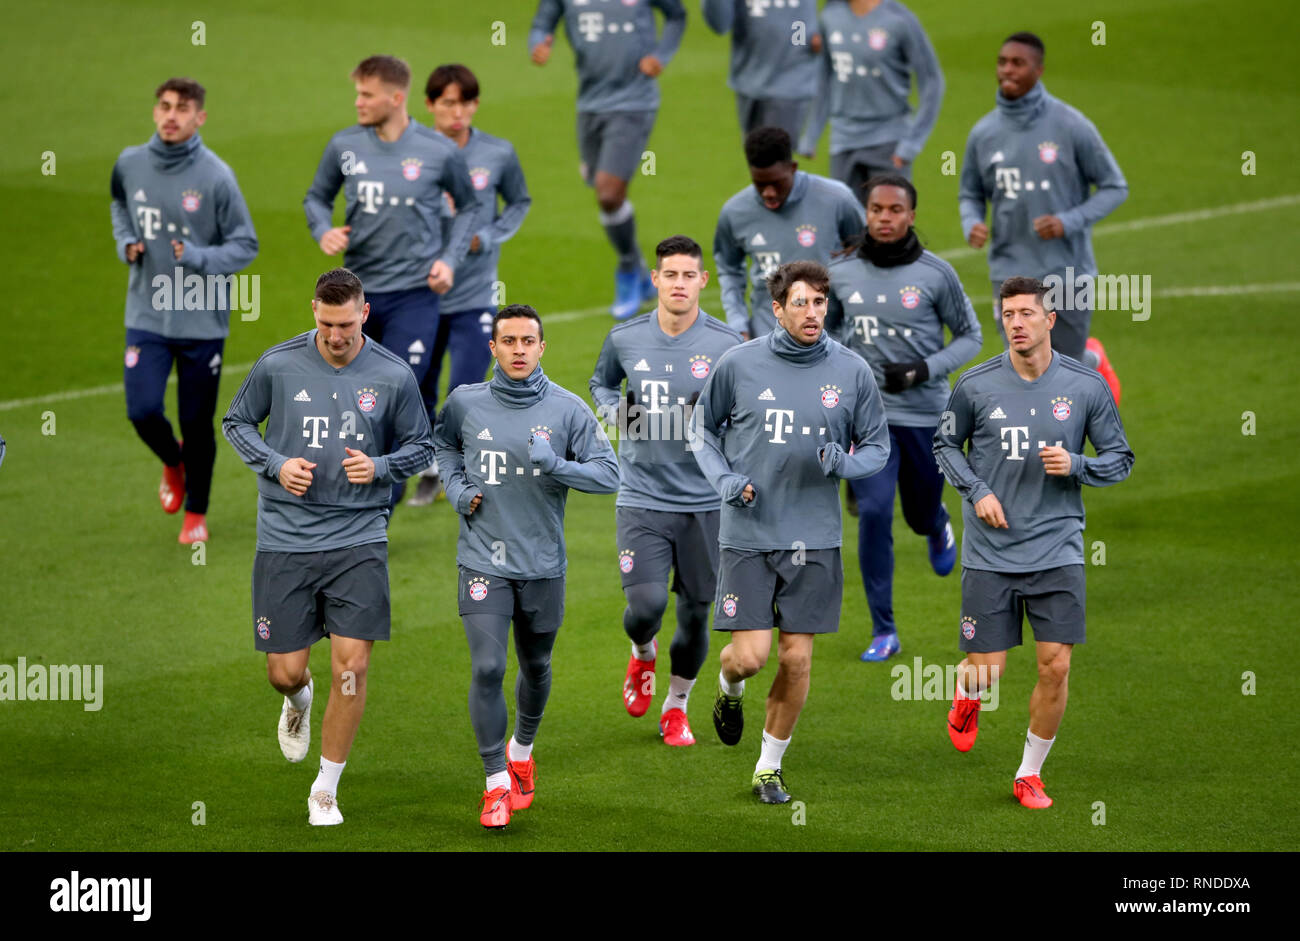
[727,646,768,678]
[595,179,627,213]
[777,647,811,681]
[1037,655,1070,689]
[267,659,307,694]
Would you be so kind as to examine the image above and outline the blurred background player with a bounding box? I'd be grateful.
[934,276,1132,809]
[826,175,981,661]
[959,31,1127,403]
[304,54,481,511]
[409,63,532,506]
[798,0,944,196]
[589,235,742,746]
[714,127,864,338]
[701,0,823,141]
[222,268,435,826]
[434,305,618,828]
[529,0,687,320]
[691,261,889,803]
[110,77,258,545]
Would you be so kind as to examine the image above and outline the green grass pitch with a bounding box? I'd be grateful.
[1,0,1297,851]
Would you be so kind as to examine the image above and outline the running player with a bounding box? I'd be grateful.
[934,276,1133,808]
[958,31,1128,401]
[110,77,258,544]
[410,63,533,506]
[304,54,480,508]
[222,267,435,825]
[529,0,687,320]
[701,0,823,140]
[590,235,742,745]
[434,305,619,828]
[826,175,982,661]
[691,260,889,802]
[798,0,944,194]
[715,127,864,339]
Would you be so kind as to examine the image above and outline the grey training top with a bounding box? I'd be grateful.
[434,368,620,580]
[222,332,435,553]
[714,171,865,336]
[958,84,1128,283]
[827,247,982,426]
[436,126,532,313]
[933,351,1134,573]
[590,309,743,512]
[110,133,259,339]
[529,0,688,114]
[798,0,944,161]
[304,121,481,294]
[701,0,822,101]
[690,327,890,551]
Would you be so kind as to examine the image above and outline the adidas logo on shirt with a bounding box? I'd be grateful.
[990,151,1004,164]
[133,189,147,202]
[848,291,864,304]
[352,160,369,174]
[758,388,776,401]
[751,233,767,246]
[633,359,650,372]
[477,428,494,440]
[294,389,311,403]
[989,406,1007,419]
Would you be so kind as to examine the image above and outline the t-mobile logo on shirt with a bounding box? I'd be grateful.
[764,408,795,444]
[999,425,1030,460]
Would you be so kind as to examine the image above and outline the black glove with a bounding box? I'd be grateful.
[882,360,929,393]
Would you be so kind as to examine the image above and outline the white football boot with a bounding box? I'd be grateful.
[308,790,343,826]
[277,678,312,762]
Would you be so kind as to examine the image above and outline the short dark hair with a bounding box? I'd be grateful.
[1003,31,1045,62]
[655,235,703,263]
[155,78,205,109]
[767,261,830,308]
[744,126,793,169]
[351,55,411,90]
[999,276,1051,311]
[493,304,544,341]
[315,268,365,307]
[863,173,917,210]
[426,63,480,103]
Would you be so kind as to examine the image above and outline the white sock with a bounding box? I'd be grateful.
[719,669,744,698]
[287,677,312,712]
[486,770,510,792]
[311,757,345,797]
[755,730,791,773]
[1015,730,1055,779]
[661,674,696,715]
[954,672,976,700]
[507,736,532,763]
[632,638,657,661]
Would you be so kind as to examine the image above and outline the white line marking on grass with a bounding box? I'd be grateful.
[936,192,1300,263]
[6,196,1298,412]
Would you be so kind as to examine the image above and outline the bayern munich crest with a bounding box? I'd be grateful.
[689,355,711,379]
[722,594,739,618]
[1038,142,1059,164]
[125,347,140,368]
[401,158,422,181]
[470,167,491,190]
[960,617,976,640]
[469,579,489,602]
[1051,396,1073,421]
[256,617,271,640]
[530,425,552,442]
[868,28,888,50]
[820,384,841,408]
[181,189,202,212]
[619,550,634,574]
[357,388,377,412]
[900,285,921,309]
[795,224,817,247]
